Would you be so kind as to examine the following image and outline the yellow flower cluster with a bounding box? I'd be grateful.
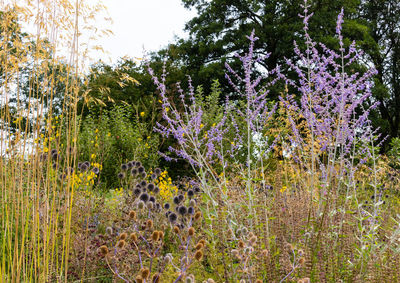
[155,170,178,201]
[71,170,97,189]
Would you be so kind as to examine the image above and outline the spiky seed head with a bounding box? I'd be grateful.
[133,188,141,196]
[187,189,194,198]
[152,231,160,241]
[178,206,187,216]
[139,193,149,202]
[141,172,147,178]
[195,242,204,250]
[140,180,147,187]
[256,280,263,283]
[199,239,206,246]
[121,163,128,171]
[238,240,245,249]
[140,268,150,279]
[131,168,138,176]
[188,206,195,215]
[249,235,257,245]
[164,203,170,210]
[135,275,143,283]
[137,201,145,209]
[207,279,215,283]
[117,172,125,179]
[149,196,156,203]
[151,173,157,180]
[168,212,177,223]
[178,194,184,201]
[188,227,195,236]
[147,202,154,210]
[130,233,138,242]
[129,210,137,219]
[147,219,153,229]
[262,249,269,257]
[173,196,180,205]
[164,254,172,264]
[119,232,127,240]
[173,226,180,234]
[147,183,155,191]
[194,250,203,261]
[194,211,202,221]
[138,166,145,173]
[158,230,164,240]
[99,245,109,256]
[153,186,160,194]
[299,257,306,266]
[152,273,160,283]
[117,240,126,248]
[189,199,196,207]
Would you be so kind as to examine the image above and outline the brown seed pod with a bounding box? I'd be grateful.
[130,233,138,242]
[173,226,180,234]
[117,240,126,248]
[194,249,203,261]
[135,275,143,283]
[119,232,128,241]
[140,267,150,279]
[158,230,164,240]
[129,210,137,220]
[299,257,306,266]
[198,239,206,246]
[146,219,153,229]
[152,231,160,242]
[99,245,109,256]
[195,242,204,250]
[238,240,245,249]
[188,227,195,236]
[194,211,202,221]
[261,249,269,257]
[152,273,160,283]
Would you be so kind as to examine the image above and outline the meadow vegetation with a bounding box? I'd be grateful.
[1,1,400,282]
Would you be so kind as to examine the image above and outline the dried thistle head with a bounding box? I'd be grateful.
[195,242,204,250]
[173,226,180,234]
[194,211,202,221]
[129,210,137,220]
[146,219,153,229]
[194,249,203,261]
[117,239,126,249]
[152,231,160,242]
[130,233,138,242]
[152,273,161,283]
[140,267,150,279]
[188,227,195,237]
[135,275,143,283]
[99,245,108,256]
[238,240,245,249]
[119,232,127,241]
[105,226,113,235]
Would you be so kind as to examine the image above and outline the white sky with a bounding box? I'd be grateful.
[92,0,196,65]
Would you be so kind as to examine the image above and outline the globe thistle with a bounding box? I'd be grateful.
[155,203,161,210]
[84,161,90,168]
[65,167,74,175]
[92,167,100,174]
[121,163,128,171]
[52,152,59,161]
[164,254,173,264]
[127,161,134,168]
[52,163,58,170]
[178,194,184,202]
[141,172,147,179]
[149,196,156,203]
[137,200,145,209]
[138,166,145,173]
[135,275,143,283]
[168,212,178,223]
[139,193,149,203]
[133,188,141,196]
[140,180,147,187]
[187,189,194,198]
[131,168,138,176]
[147,202,154,210]
[135,161,142,167]
[178,206,187,216]
[153,186,160,194]
[117,172,125,179]
[194,186,201,193]
[164,203,170,210]
[188,206,194,215]
[189,199,196,207]
[147,183,155,191]
[173,196,180,205]
[151,173,157,180]
[154,168,162,175]
[79,163,88,172]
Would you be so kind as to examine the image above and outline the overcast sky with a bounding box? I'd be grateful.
[92,0,196,65]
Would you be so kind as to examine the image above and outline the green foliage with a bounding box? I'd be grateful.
[77,104,160,189]
[388,137,400,168]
